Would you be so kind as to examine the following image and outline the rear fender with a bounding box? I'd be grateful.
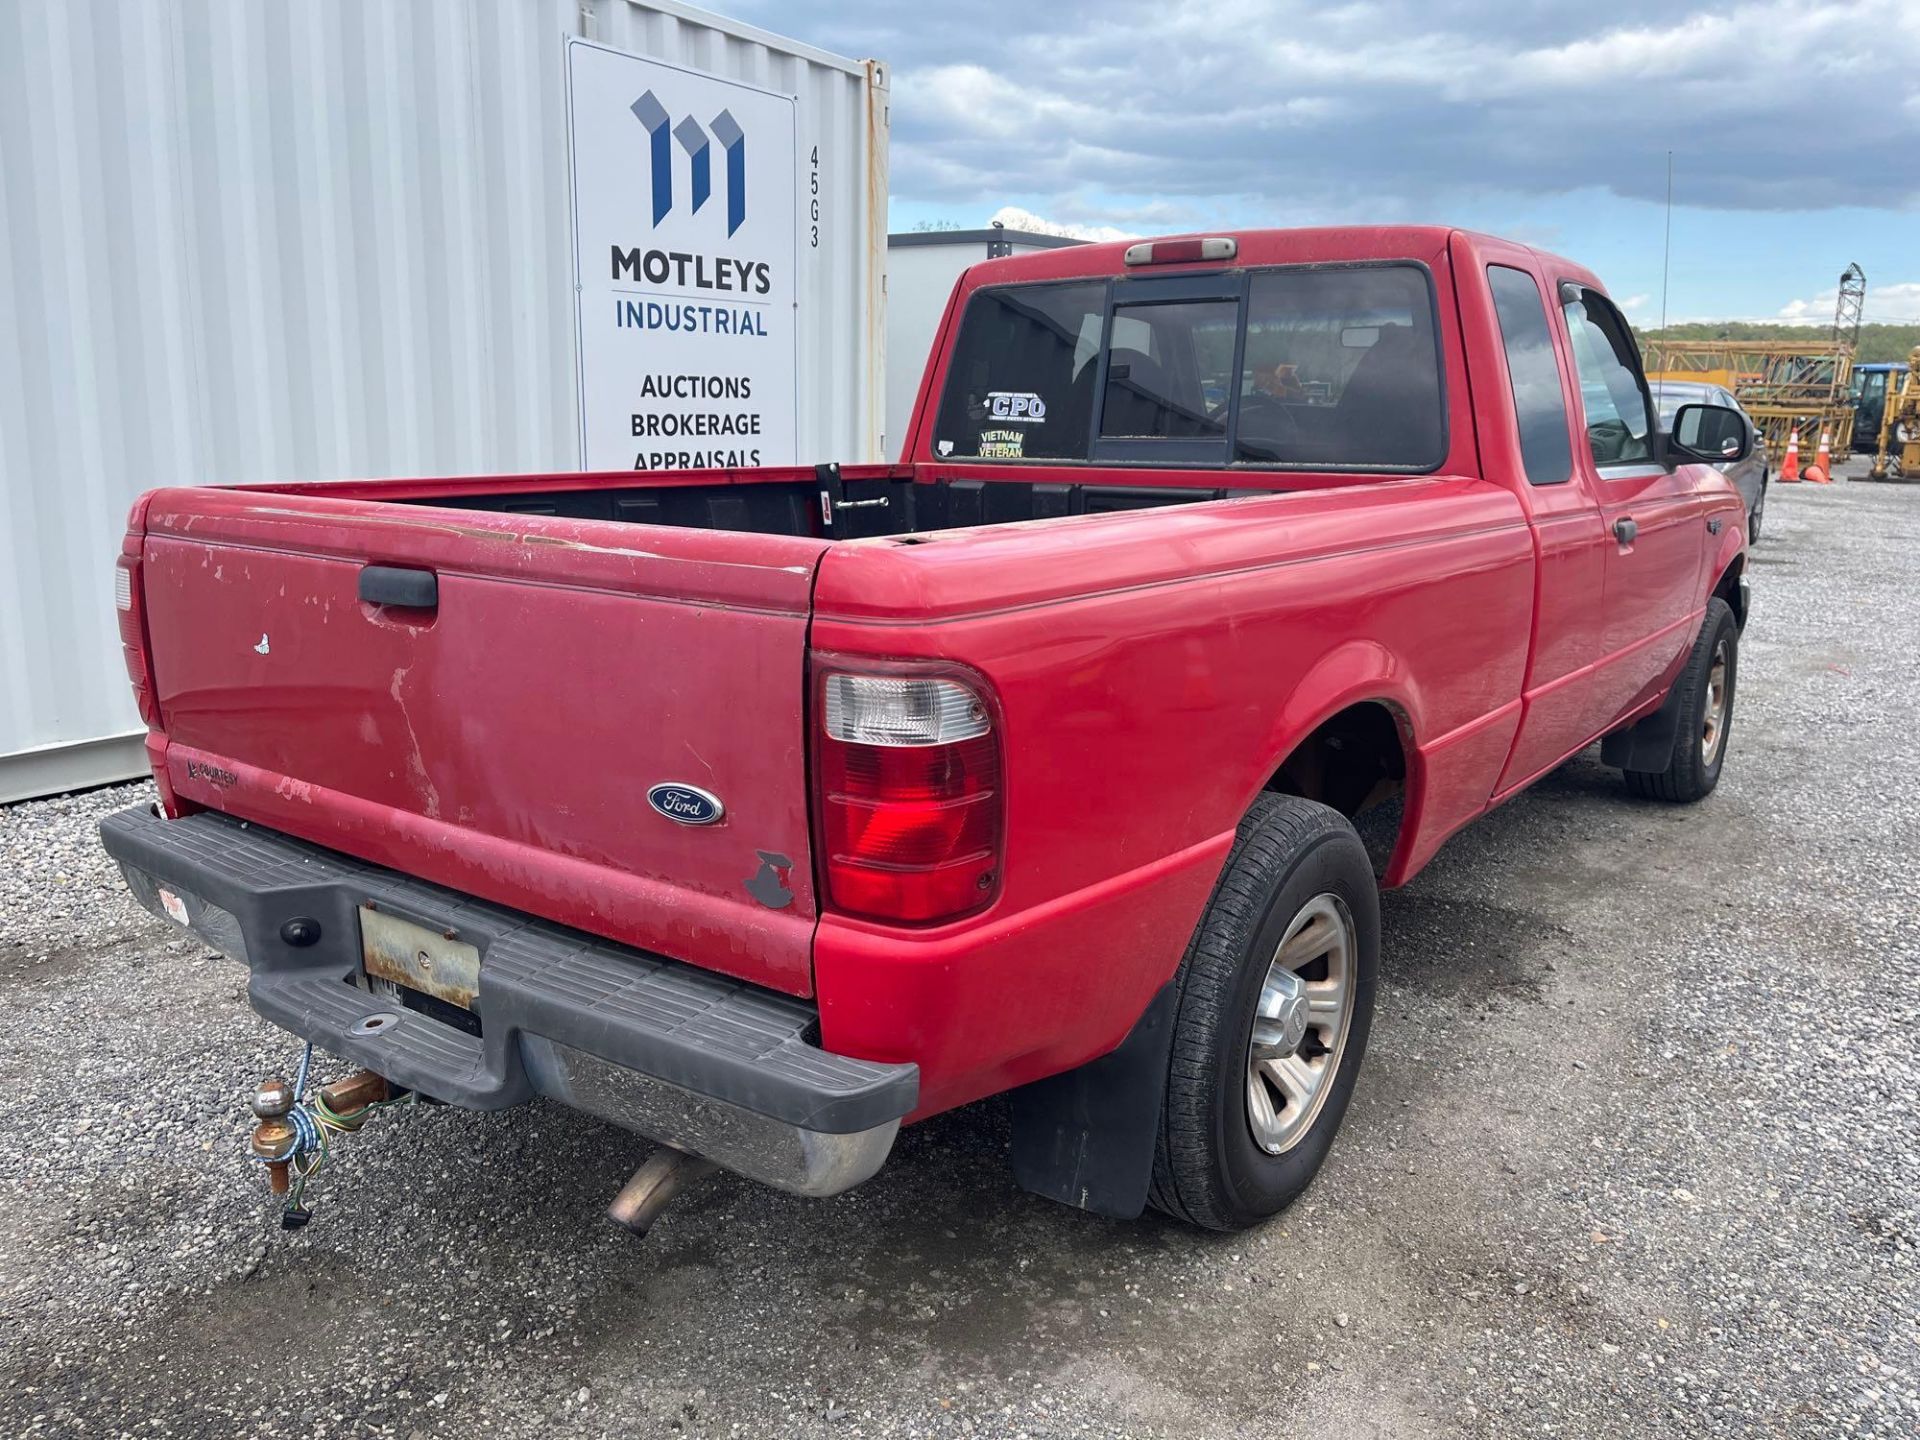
[1005,646,1421,1216]
[1245,640,1423,873]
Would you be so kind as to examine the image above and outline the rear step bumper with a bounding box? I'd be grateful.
[99,804,916,1198]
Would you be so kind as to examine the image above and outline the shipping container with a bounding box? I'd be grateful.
[0,0,887,802]
[884,226,1082,460]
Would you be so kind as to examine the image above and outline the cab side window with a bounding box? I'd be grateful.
[1487,265,1573,485]
[1561,288,1654,468]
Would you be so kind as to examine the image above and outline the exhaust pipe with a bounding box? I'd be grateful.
[606,1146,717,1238]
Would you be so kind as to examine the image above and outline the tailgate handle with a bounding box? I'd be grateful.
[359,565,438,609]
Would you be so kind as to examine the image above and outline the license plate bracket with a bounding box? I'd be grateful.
[359,905,481,1012]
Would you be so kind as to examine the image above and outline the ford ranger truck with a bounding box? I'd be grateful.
[101,227,1752,1232]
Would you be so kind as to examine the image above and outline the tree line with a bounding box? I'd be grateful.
[1634,322,1918,367]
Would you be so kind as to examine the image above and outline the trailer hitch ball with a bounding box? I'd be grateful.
[246,1074,302,1195]
[252,1075,295,1119]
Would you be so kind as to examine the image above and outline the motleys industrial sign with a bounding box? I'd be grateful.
[566,38,798,471]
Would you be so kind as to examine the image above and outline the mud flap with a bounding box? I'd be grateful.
[1008,982,1176,1219]
[1600,677,1688,774]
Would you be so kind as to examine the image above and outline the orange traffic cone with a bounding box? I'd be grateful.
[1780,428,1801,482]
[1806,427,1834,484]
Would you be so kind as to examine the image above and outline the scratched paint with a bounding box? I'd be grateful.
[387,665,443,820]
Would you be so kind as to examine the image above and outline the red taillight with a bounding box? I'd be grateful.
[814,664,1003,924]
[115,554,159,727]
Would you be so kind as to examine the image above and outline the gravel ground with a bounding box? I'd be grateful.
[1,469,1915,1439]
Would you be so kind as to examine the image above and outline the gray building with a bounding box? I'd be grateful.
[0,0,886,802]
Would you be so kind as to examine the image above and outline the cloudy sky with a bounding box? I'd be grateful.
[731,0,1920,326]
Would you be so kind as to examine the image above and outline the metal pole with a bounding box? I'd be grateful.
[1659,150,1673,335]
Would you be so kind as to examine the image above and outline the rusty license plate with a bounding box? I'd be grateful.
[359,905,481,1011]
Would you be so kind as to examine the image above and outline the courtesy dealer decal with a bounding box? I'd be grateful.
[986,391,1046,424]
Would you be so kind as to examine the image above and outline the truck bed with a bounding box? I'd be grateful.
[126,464,1268,1001]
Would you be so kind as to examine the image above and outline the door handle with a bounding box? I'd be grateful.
[1613,517,1638,545]
[358,565,438,608]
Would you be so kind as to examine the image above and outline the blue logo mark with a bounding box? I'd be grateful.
[647,782,725,826]
[631,91,746,237]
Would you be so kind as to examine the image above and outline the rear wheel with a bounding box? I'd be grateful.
[1749,474,1766,542]
[1149,794,1378,1231]
[1623,597,1737,802]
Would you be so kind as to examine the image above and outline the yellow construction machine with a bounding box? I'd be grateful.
[1868,346,1920,481]
[1643,264,1868,469]
[1643,340,1855,466]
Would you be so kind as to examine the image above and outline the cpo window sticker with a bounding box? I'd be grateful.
[985,391,1047,425]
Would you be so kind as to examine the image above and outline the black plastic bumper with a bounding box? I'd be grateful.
[99,804,917,1195]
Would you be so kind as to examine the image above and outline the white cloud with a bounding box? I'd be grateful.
[739,0,1920,221]
[988,205,1137,244]
[911,64,1108,141]
[1777,280,1920,326]
[1619,294,1652,314]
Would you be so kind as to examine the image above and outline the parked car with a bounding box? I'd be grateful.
[101,227,1751,1236]
[1650,378,1767,540]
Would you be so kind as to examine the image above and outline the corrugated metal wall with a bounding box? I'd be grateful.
[0,0,886,801]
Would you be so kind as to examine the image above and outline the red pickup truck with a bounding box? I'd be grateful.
[102,226,1751,1233]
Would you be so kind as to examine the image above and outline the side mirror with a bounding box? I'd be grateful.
[1667,403,1751,466]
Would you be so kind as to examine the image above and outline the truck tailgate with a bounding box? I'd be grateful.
[137,487,830,996]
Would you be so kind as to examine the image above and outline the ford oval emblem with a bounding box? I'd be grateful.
[647,782,724,826]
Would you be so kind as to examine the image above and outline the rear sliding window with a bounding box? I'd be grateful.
[931,264,1446,470]
[1099,299,1238,440]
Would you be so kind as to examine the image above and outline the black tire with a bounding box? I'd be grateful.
[1623,596,1737,802]
[1749,475,1765,543]
[1148,794,1379,1231]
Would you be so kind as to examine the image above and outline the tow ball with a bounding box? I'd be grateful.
[246,1063,405,1229]
[247,1076,301,1196]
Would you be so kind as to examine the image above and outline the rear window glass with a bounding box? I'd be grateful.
[1234,266,1444,469]
[1099,299,1238,440]
[931,263,1446,470]
[932,281,1105,461]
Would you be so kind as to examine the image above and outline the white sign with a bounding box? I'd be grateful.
[566,38,798,472]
